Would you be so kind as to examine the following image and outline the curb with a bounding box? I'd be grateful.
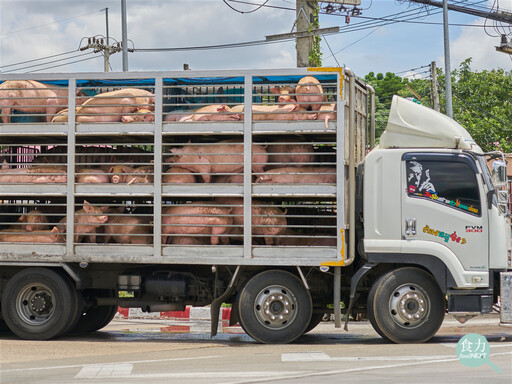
[116,306,231,321]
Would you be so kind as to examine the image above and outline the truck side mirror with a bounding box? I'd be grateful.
[492,160,507,188]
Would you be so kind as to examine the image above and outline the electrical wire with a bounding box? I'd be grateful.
[25,55,103,74]
[2,0,501,72]
[223,0,270,14]
[2,52,95,73]
[136,2,488,54]
[1,9,105,37]
[395,65,431,75]
[1,50,79,69]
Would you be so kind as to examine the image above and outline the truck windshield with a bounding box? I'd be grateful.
[477,155,497,207]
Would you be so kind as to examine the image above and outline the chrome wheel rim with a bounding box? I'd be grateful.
[16,283,55,326]
[253,285,297,330]
[389,283,429,328]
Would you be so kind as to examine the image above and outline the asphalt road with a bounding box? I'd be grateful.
[0,314,510,384]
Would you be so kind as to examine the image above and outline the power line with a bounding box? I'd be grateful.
[1,9,105,37]
[2,52,95,73]
[1,50,79,69]
[223,0,270,14]
[25,55,103,73]
[135,3,489,54]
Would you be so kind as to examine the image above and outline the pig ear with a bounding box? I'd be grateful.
[83,201,92,213]
[51,226,59,233]
[17,215,26,222]
[25,225,33,231]
[217,105,228,112]
[100,206,109,212]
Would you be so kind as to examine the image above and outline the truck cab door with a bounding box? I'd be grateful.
[401,153,489,285]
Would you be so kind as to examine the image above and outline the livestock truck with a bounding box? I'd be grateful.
[0,67,510,344]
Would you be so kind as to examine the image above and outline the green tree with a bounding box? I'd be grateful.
[447,59,512,152]
[364,60,512,152]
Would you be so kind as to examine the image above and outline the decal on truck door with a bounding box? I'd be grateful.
[422,224,467,244]
[406,160,481,216]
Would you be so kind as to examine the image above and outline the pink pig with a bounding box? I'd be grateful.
[76,88,154,123]
[266,143,315,169]
[270,86,296,104]
[256,167,336,184]
[76,168,110,183]
[161,202,233,245]
[163,167,196,183]
[0,226,60,243]
[120,108,155,123]
[16,210,49,231]
[167,140,268,183]
[0,80,85,123]
[104,215,152,244]
[0,163,67,184]
[231,103,317,121]
[58,201,108,243]
[295,76,327,111]
[177,104,241,122]
[215,197,288,245]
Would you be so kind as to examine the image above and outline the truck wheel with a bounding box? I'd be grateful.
[0,318,10,333]
[1,268,80,340]
[72,305,118,333]
[367,267,445,343]
[72,290,117,333]
[303,312,324,334]
[236,270,312,344]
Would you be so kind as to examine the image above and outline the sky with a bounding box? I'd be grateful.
[0,0,511,79]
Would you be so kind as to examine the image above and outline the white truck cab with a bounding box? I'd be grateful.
[358,96,511,342]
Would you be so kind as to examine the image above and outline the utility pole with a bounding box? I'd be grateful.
[104,8,110,72]
[296,0,317,67]
[442,0,453,118]
[121,0,128,71]
[430,61,440,112]
[79,36,123,72]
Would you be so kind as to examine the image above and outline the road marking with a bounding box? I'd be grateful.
[62,353,512,383]
[75,363,133,379]
[282,352,331,361]
[282,352,455,362]
[234,352,512,384]
[0,355,218,373]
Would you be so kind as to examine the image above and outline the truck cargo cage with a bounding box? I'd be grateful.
[0,68,371,267]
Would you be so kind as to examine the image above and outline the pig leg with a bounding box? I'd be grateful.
[46,98,63,123]
[85,233,97,243]
[211,226,228,245]
[1,106,12,123]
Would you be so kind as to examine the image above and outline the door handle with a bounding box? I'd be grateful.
[405,218,417,236]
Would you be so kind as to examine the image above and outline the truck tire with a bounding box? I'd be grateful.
[236,270,312,344]
[303,312,325,334]
[72,304,118,333]
[0,318,10,333]
[1,268,80,340]
[367,267,445,343]
[72,290,117,333]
